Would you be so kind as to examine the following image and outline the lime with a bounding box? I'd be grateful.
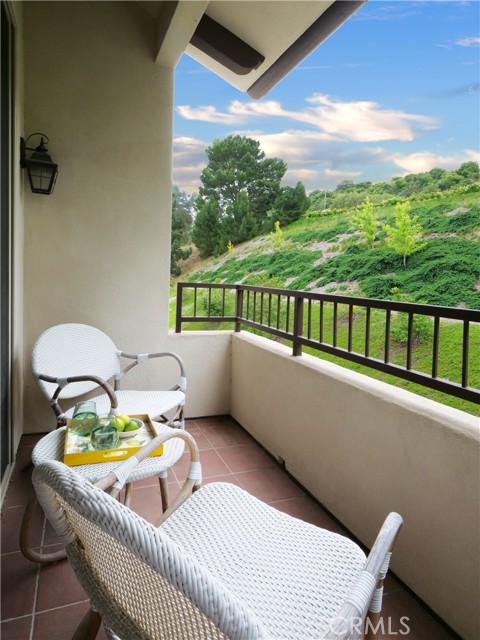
[115,418,126,432]
[125,421,139,432]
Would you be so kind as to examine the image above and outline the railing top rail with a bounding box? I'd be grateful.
[177,282,480,321]
[177,282,238,291]
[176,281,479,404]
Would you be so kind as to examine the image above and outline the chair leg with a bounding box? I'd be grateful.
[72,607,102,640]
[159,475,169,512]
[19,492,67,564]
[124,482,132,508]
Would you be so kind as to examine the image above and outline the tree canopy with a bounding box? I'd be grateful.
[384,202,427,267]
[309,162,480,212]
[170,185,193,276]
[269,182,310,227]
[191,197,222,258]
[192,135,287,255]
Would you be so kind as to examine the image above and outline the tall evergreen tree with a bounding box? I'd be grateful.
[197,135,286,230]
[233,191,257,243]
[171,186,193,276]
[191,197,221,258]
[271,182,310,226]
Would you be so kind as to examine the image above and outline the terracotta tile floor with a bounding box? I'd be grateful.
[1,416,459,639]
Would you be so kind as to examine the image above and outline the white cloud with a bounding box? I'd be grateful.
[173,136,207,158]
[392,149,480,174]
[283,168,322,188]
[173,136,208,193]
[172,130,396,193]
[324,168,363,178]
[177,95,438,143]
[455,36,480,47]
[172,137,479,196]
[249,130,339,166]
[176,105,244,125]
[304,94,438,142]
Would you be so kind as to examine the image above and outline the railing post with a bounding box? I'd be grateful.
[235,287,243,332]
[293,296,304,356]
[175,283,183,333]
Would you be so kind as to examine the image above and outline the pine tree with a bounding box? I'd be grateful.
[191,197,221,258]
[197,135,286,230]
[271,182,310,226]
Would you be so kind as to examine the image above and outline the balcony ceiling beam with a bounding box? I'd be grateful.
[154,0,209,68]
[190,14,265,76]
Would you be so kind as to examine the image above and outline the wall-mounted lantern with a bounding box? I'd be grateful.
[20,133,58,195]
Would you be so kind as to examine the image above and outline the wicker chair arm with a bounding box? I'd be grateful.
[116,351,187,392]
[94,427,200,522]
[36,373,118,413]
[319,512,403,640]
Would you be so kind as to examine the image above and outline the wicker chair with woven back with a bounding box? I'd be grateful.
[33,425,403,640]
[21,323,188,564]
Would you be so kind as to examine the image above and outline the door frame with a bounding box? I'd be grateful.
[1,0,15,497]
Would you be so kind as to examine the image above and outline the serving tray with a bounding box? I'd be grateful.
[63,414,164,466]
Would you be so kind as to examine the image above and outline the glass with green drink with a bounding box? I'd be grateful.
[70,400,97,437]
[91,416,120,450]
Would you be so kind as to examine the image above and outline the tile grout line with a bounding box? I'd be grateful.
[1,612,32,624]
[29,560,42,640]
[27,494,49,640]
[207,443,245,489]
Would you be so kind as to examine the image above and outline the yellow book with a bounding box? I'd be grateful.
[64,414,164,466]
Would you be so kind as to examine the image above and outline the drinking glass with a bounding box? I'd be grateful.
[69,401,97,437]
[91,417,120,450]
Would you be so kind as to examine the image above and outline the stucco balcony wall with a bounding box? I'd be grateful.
[166,331,232,417]
[230,331,479,640]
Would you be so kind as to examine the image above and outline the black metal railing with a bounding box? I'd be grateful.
[176,282,480,404]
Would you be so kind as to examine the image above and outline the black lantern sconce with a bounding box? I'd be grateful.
[20,133,58,195]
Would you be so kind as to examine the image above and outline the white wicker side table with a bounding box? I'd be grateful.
[20,421,185,563]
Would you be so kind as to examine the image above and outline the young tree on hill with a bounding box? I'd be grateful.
[351,197,377,249]
[269,221,284,250]
[191,197,221,258]
[384,202,427,268]
[197,135,286,231]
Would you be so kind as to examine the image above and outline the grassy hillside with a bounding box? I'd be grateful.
[172,187,480,416]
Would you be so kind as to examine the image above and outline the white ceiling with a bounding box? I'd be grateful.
[185,1,335,93]
[145,1,362,96]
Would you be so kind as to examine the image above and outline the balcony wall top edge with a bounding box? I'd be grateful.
[232,331,480,438]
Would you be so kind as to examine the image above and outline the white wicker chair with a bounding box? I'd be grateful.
[33,429,403,640]
[21,323,187,564]
[20,421,186,563]
[31,323,186,429]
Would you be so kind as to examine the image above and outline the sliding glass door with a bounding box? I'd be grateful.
[1,1,13,483]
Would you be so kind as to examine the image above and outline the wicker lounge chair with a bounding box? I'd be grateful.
[20,323,187,563]
[33,427,403,640]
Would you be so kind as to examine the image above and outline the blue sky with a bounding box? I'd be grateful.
[173,0,480,194]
